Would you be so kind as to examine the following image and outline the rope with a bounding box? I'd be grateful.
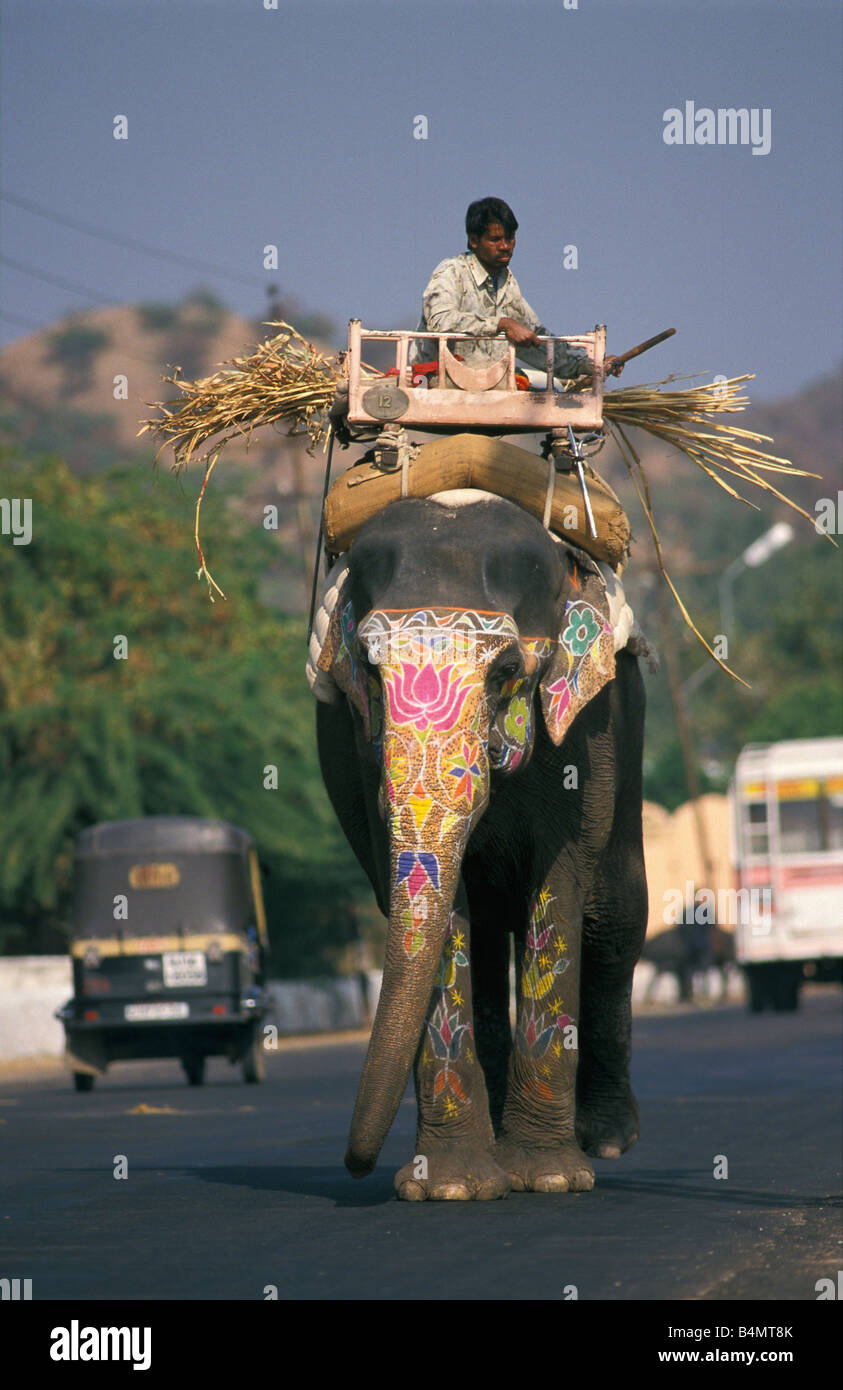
[542,456,555,530]
[401,441,410,498]
[306,426,336,643]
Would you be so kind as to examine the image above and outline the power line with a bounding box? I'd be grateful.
[0,304,185,376]
[1,254,117,307]
[0,188,269,289]
[0,256,261,374]
[0,310,45,332]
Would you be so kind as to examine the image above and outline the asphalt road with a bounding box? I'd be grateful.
[1,992,840,1303]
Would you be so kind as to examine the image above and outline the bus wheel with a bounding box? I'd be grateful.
[73,1072,95,1092]
[182,1056,206,1086]
[241,1035,265,1084]
[745,965,768,1013]
[772,966,800,1013]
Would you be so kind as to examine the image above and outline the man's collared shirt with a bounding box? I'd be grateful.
[409,252,591,380]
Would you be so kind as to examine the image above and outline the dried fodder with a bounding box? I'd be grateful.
[140,332,831,655]
[597,373,831,680]
[138,321,371,597]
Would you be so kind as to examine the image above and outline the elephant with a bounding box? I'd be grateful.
[311,489,648,1200]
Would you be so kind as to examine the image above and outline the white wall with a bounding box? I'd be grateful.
[0,956,72,1060]
[0,957,380,1061]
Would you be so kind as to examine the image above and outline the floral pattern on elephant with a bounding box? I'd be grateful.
[539,598,615,744]
[516,888,576,1099]
[427,999,470,1102]
[493,675,539,772]
[440,732,486,808]
[384,659,480,733]
[369,610,521,963]
[562,604,603,657]
[423,915,473,1112]
[397,850,440,896]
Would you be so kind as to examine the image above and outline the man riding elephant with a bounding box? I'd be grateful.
[410,196,625,385]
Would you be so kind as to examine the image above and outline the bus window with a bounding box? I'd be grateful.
[743,802,769,856]
[778,799,823,854]
[826,785,843,851]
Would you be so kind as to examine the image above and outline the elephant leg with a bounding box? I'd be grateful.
[467,918,513,1136]
[576,837,647,1159]
[394,907,511,1202]
[495,874,595,1193]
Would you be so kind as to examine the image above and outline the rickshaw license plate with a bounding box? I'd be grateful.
[162,951,207,987]
[124,1002,189,1021]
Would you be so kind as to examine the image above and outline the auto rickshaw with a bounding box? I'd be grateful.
[56,817,270,1090]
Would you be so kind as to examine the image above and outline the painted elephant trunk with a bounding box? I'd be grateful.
[344,635,493,1176]
[345,847,465,1177]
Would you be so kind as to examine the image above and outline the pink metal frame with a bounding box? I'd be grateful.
[346,320,605,432]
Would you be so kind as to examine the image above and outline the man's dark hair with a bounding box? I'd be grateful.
[465,197,518,244]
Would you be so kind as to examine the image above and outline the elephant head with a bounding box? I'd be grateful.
[315,493,617,1176]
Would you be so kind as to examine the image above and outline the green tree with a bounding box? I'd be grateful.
[0,446,370,971]
[46,320,110,397]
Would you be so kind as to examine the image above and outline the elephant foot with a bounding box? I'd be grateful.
[495,1137,595,1193]
[575,1090,639,1159]
[394,1144,511,1202]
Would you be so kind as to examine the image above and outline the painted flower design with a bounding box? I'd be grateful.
[383,660,477,732]
[396,850,440,899]
[543,674,571,726]
[516,1007,556,1058]
[427,1000,471,1102]
[444,736,484,806]
[435,919,469,989]
[503,695,530,746]
[527,887,554,949]
[400,894,429,959]
[522,955,569,1000]
[562,605,601,657]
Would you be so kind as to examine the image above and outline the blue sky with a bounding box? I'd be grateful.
[1,0,840,400]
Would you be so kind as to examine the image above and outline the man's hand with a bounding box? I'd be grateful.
[604,355,624,378]
[497,316,540,348]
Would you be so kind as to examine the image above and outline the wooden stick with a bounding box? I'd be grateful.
[614,327,676,368]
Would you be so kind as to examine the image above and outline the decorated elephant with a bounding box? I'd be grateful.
[310,489,648,1200]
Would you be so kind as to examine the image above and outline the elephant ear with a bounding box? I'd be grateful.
[539,546,616,745]
[309,566,377,741]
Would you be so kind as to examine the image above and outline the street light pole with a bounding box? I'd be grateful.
[655,576,715,886]
[682,521,794,699]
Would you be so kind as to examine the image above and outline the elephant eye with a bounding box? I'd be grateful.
[491,656,522,686]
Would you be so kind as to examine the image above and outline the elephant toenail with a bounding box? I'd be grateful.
[533,1174,571,1193]
[431,1182,472,1200]
[398,1180,427,1201]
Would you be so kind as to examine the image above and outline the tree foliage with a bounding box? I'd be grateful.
[46,320,110,396]
[634,460,842,808]
[0,446,370,972]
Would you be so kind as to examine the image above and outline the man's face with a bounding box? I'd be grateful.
[469,221,515,275]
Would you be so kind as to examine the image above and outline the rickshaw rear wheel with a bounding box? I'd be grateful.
[73,1072,95,1092]
[241,1035,265,1084]
[182,1056,206,1086]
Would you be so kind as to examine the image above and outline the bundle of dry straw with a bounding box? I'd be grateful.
[139,325,829,663]
[596,373,826,680]
[138,321,361,598]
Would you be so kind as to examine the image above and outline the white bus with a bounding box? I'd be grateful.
[729,737,843,1011]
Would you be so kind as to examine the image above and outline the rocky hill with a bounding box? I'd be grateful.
[0,294,339,610]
